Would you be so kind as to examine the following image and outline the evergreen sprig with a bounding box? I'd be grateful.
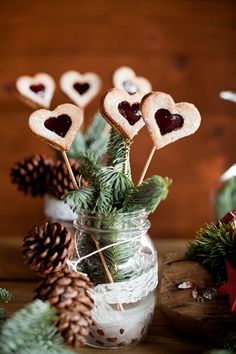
[0,300,70,354]
[186,222,236,284]
[123,176,172,213]
[107,129,132,177]
[68,112,109,159]
[64,129,171,282]
[0,289,12,304]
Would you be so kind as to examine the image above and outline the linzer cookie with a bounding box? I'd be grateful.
[101,88,145,140]
[141,92,201,149]
[113,66,152,95]
[60,70,102,109]
[16,73,55,108]
[29,104,83,151]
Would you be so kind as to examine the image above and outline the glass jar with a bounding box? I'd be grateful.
[68,210,158,349]
[44,194,77,232]
[211,164,236,220]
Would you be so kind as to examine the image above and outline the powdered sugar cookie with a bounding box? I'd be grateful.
[60,70,102,109]
[101,88,145,140]
[141,92,201,149]
[16,73,55,108]
[29,103,83,151]
[113,66,152,95]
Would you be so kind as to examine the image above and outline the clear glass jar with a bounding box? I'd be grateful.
[211,164,236,220]
[69,210,158,349]
[43,194,77,233]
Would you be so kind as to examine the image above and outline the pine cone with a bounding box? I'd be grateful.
[10,154,53,197]
[47,159,88,199]
[23,221,73,275]
[35,271,93,310]
[57,303,93,348]
[35,271,94,347]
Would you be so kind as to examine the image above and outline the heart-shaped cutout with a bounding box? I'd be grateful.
[60,71,102,108]
[29,104,83,151]
[113,66,152,95]
[101,88,145,140]
[141,92,201,149]
[16,73,55,108]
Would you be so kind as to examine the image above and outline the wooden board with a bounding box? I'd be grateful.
[159,253,236,345]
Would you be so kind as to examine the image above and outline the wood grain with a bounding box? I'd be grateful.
[0,0,236,238]
[159,253,236,345]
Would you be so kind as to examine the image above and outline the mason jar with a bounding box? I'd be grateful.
[43,194,77,233]
[211,164,236,220]
[68,210,158,349]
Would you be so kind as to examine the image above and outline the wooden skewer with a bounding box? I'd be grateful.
[91,236,124,312]
[138,146,156,185]
[124,139,130,176]
[62,151,79,190]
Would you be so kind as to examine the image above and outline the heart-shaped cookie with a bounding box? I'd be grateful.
[141,92,201,149]
[29,103,83,151]
[16,73,55,108]
[60,70,102,109]
[101,88,145,140]
[113,66,152,95]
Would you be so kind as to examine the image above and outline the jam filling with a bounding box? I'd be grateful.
[30,83,46,96]
[118,101,142,126]
[122,81,138,95]
[44,114,72,137]
[73,82,90,95]
[155,109,184,135]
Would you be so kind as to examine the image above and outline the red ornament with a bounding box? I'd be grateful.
[217,261,236,312]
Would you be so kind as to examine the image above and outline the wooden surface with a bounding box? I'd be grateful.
[0,237,214,354]
[0,0,236,239]
[159,253,236,345]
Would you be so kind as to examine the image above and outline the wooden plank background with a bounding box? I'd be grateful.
[0,0,235,239]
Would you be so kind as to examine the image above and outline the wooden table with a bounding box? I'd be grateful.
[0,237,213,354]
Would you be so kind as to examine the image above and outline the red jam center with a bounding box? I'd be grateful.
[44,114,72,138]
[118,101,142,126]
[30,83,46,95]
[155,109,184,135]
[73,82,90,95]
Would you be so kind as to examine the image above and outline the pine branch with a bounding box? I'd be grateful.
[0,288,12,304]
[123,176,171,213]
[225,335,236,353]
[85,112,109,156]
[186,222,236,284]
[0,307,8,328]
[67,131,86,159]
[107,129,132,177]
[0,300,65,354]
[17,346,75,354]
[77,151,102,185]
[63,187,97,213]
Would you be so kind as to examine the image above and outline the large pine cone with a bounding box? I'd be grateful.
[10,154,53,197]
[47,159,88,199]
[57,303,93,348]
[23,221,73,275]
[35,271,93,310]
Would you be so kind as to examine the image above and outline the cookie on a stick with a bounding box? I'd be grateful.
[16,73,55,109]
[113,66,152,95]
[29,103,83,189]
[60,70,102,110]
[138,92,201,184]
[101,88,145,140]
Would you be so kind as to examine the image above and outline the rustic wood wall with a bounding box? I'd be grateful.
[0,0,235,239]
